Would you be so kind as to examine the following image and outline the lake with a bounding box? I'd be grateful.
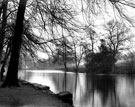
[19,70,135,107]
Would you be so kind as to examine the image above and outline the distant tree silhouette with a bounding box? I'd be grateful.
[123,51,135,74]
[53,36,73,70]
[104,20,133,70]
[86,39,114,73]
[104,20,132,56]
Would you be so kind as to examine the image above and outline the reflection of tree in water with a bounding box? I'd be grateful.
[24,71,33,81]
[126,75,135,94]
[49,72,75,93]
[50,73,66,92]
[89,75,118,107]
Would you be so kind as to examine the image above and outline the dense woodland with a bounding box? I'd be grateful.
[0,0,135,87]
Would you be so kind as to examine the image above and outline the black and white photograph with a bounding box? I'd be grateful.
[0,0,135,107]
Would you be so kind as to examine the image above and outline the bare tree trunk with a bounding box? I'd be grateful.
[0,0,8,61]
[2,0,27,87]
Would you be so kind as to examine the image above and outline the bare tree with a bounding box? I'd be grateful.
[69,34,86,72]
[0,0,8,61]
[104,20,133,70]
[2,0,28,87]
[104,20,133,57]
[21,0,78,61]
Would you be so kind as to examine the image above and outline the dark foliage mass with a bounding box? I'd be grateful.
[85,39,116,73]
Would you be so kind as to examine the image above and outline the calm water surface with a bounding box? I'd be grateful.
[19,70,135,107]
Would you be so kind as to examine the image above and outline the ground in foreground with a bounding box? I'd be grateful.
[0,82,73,107]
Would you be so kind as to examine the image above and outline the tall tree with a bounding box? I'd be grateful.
[71,36,85,72]
[2,0,28,87]
[53,36,72,70]
[0,0,8,61]
[104,20,133,69]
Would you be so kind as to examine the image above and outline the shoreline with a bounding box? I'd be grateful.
[0,80,74,107]
[19,79,74,106]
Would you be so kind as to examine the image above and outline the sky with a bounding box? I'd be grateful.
[37,51,49,59]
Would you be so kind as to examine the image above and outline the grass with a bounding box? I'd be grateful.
[0,82,73,107]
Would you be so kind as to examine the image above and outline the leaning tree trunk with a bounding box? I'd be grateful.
[2,0,27,87]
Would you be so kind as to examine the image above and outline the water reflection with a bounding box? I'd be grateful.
[126,75,135,91]
[89,75,117,107]
[117,75,135,107]
[19,70,135,107]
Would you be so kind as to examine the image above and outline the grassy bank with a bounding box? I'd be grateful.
[0,81,73,107]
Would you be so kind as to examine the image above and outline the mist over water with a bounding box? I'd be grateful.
[19,70,135,107]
